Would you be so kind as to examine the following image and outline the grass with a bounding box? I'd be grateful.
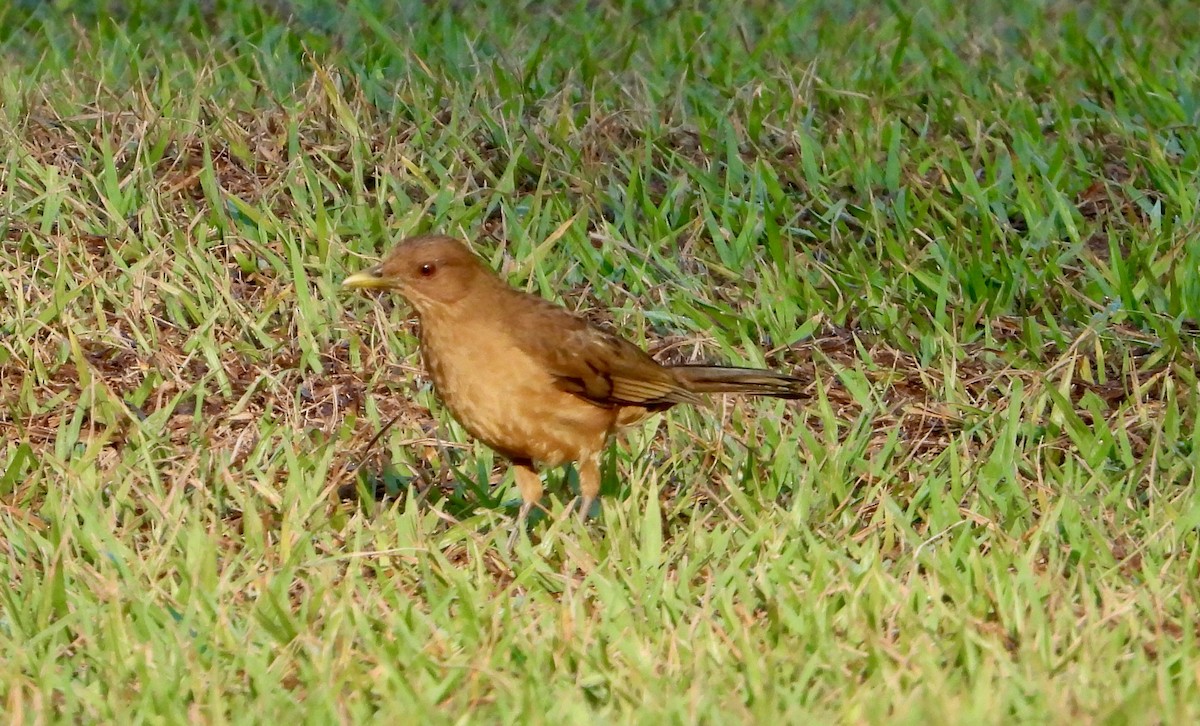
[2,0,1199,721]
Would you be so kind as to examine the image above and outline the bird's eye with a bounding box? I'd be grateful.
[419,263,437,277]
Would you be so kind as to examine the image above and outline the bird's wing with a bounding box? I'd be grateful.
[550,325,703,408]
[508,295,701,409]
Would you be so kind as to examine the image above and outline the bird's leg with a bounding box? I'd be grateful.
[577,454,601,523]
[507,461,544,551]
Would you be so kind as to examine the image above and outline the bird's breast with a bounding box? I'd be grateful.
[419,317,615,467]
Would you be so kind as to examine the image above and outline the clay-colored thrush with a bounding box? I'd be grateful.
[344,234,804,543]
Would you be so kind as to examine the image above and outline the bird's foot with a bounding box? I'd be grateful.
[506,500,536,553]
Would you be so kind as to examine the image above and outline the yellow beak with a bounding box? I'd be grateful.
[342,267,393,289]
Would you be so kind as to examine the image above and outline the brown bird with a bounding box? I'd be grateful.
[343,234,804,546]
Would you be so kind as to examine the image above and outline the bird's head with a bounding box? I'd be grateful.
[342,234,490,312]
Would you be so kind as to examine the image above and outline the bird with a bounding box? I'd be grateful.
[343,233,805,547]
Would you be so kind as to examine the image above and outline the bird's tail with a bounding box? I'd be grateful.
[670,365,806,399]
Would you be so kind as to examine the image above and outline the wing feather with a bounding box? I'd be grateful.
[503,293,697,408]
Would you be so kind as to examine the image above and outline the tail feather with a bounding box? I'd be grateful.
[670,365,806,399]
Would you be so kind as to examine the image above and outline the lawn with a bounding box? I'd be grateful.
[2,0,1199,721]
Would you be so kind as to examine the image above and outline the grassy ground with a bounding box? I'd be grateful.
[2,0,1199,721]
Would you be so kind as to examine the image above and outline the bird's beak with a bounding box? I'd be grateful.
[342,265,394,290]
